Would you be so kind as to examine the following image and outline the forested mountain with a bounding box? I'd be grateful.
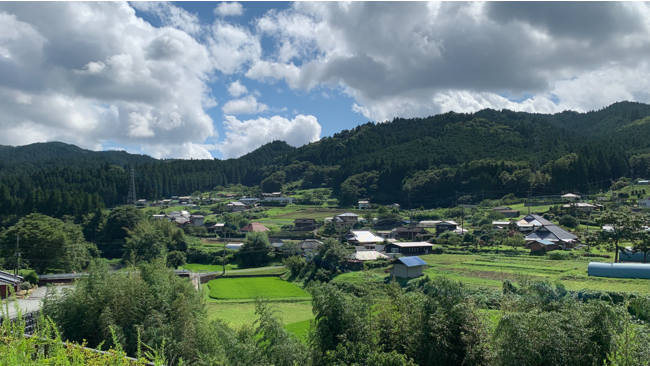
[2,101,650,226]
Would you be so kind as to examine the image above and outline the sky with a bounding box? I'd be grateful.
[2,2,650,160]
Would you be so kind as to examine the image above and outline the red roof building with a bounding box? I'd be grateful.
[241,222,269,232]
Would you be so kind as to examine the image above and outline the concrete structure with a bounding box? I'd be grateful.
[391,256,427,279]
[588,262,650,279]
[358,200,370,209]
[385,242,434,255]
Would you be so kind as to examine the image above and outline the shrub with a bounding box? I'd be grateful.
[283,255,306,275]
[547,251,572,260]
[431,246,446,254]
[22,270,39,285]
[559,214,579,228]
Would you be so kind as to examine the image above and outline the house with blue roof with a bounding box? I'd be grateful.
[390,256,427,279]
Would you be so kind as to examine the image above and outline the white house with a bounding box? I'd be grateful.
[638,180,650,185]
[226,202,247,212]
[358,200,370,209]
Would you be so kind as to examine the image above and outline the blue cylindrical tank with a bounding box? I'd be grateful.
[588,262,650,279]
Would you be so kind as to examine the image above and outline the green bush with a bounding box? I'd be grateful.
[559,214,579,228]
[283,255,306,275]
[547,251,572,260]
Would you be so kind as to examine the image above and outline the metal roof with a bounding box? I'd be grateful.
[526,225,578,242]
[338,212,359,217]
[535,240,555,245]
[520,214,553,227]
[588,262,650,279]
[351,251,389,261]
[390,242,434,248]
[0,270,24,285]
[346,230,384,243]
[396,256,427,267]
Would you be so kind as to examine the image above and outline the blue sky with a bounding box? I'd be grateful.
[1,2,650,159]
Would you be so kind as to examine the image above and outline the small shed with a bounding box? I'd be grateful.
[528,239,559,252]
[588,262,650,279]
[385,242,434,255]
[391,256,427,279]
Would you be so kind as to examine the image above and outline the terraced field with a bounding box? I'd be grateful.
[207,277,310,300]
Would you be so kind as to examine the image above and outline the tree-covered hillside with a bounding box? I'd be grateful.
[2,101,650,226]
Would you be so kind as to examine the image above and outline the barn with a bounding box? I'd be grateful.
[390,256,427,279]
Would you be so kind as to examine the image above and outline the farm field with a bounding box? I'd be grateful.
[418,253,650,293]
[182,263,239,272]
[207,277,310,300]
[206,301,314,335]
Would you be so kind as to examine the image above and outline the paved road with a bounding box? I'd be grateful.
[2,285,70,319]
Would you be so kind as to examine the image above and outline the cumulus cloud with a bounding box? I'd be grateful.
[227,80,248,97]
[218,114,321,158]
[131,1,202,35]
[0,2,216,158]
[207,20,261,74]
[222,95,268,115]
[214,2,244,17]
[248,2,650,120]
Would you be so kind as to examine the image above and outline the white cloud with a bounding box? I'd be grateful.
[248,2,650,120]
[222,95,268,115]
[207,20,261,74]
[214,2,244,17]
[0,2,216,158]
[218,114,321,158]
[131,2,202,35]
[227,80,248,97]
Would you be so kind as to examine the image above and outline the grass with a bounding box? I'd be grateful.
[222,267,288,276]
[284,319,312,339]
[417,253,650,293]
[207,277,310,300]
[206,301,314,330]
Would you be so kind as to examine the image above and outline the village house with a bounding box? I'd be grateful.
[387,203,401,210]
[0,270,24,299]
[239,197,259,206]
[638,180,650,185]
[390,256,427,278]
[525,224,579,250]
[260,193,294,205]
[562,202,601,211]
[345,229,384,248]
[226,201,246,212]
[136,199,148,206]
[391,226,428,240]
[358,200,370,209]
[528,239,560,252]
[492,206,520,218]
[294,218,317,231]
[639,197,650,208]
[435,221,458,234]
[299,239,323,256]
[384,241,434,255]
[241,222,269,232]
[517,214,553,232]
[336,212,359,225]
[561,193,581,201]
[207,223,225,233]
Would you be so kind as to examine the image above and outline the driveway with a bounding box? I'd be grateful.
[2,285,70,319]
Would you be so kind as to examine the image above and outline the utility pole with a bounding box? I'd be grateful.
[14,234,20,283]
[126,167,137,206]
